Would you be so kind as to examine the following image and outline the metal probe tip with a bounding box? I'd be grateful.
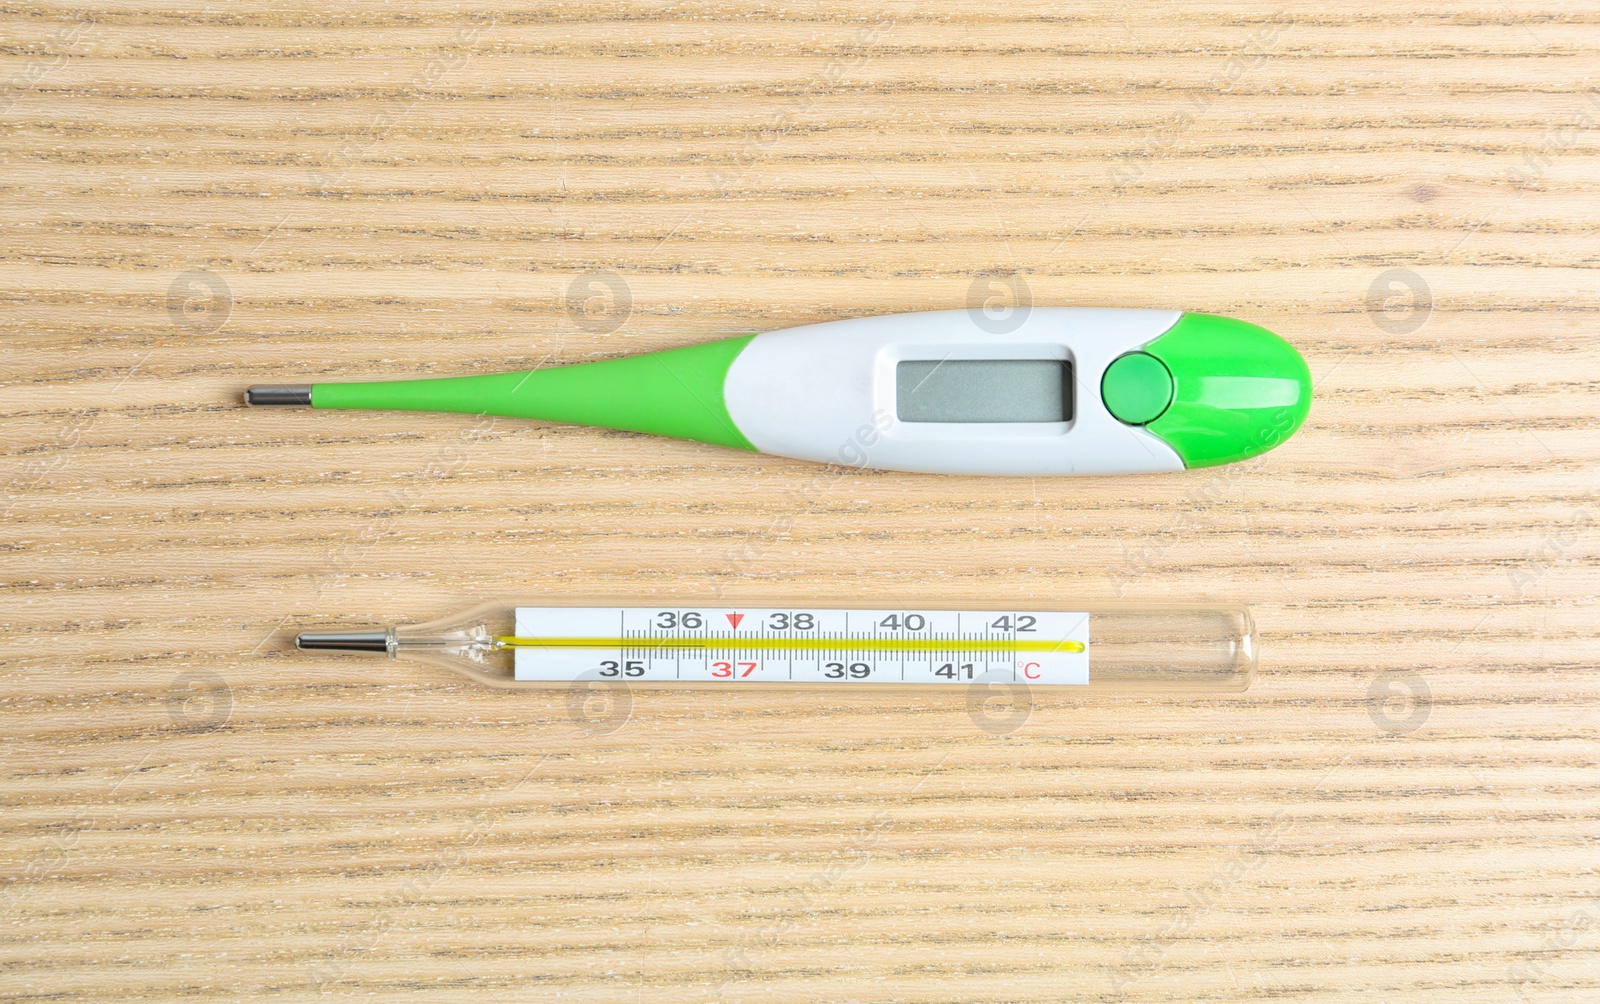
[246,384,313,406]
[295,630,390,654]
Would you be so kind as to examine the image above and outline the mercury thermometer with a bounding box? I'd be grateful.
[248,309,1311,475]
[294,601,1257,692]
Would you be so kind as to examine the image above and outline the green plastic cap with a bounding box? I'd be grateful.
[1139,313,1312,469]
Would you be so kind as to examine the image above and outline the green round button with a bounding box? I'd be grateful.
[1101,352,1174,425]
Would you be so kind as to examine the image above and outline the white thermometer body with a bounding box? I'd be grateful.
[726,307,1186,475]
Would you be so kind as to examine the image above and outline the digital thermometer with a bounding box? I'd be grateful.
[247,309,1311,475]
[294,600,1257,692]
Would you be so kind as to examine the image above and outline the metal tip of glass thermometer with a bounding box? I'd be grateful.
[246,385,313,406]
[295,629,392,655]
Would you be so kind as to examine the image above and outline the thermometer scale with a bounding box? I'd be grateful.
[295,601,1257,691]
[502,606,1089,684]
[248,308,1311,476]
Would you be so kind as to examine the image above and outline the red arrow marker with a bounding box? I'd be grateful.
[726,613,745,629]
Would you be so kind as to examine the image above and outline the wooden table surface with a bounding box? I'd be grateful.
[3,3,1597,1001]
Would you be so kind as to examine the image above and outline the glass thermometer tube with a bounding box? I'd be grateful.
[295,601,1257,692]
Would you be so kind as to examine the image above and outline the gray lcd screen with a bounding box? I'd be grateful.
[896,359,1072,423]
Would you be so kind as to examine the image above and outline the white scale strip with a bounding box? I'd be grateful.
[512,607,1089,685]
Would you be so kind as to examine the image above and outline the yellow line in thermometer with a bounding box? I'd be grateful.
[494,636,1085,654]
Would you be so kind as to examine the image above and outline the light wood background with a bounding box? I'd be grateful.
[3,2,1597,1001]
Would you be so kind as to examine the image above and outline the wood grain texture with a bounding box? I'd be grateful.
[2,2,1597,1000]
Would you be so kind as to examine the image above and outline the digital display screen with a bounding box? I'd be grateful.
[896,359,1072,423]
